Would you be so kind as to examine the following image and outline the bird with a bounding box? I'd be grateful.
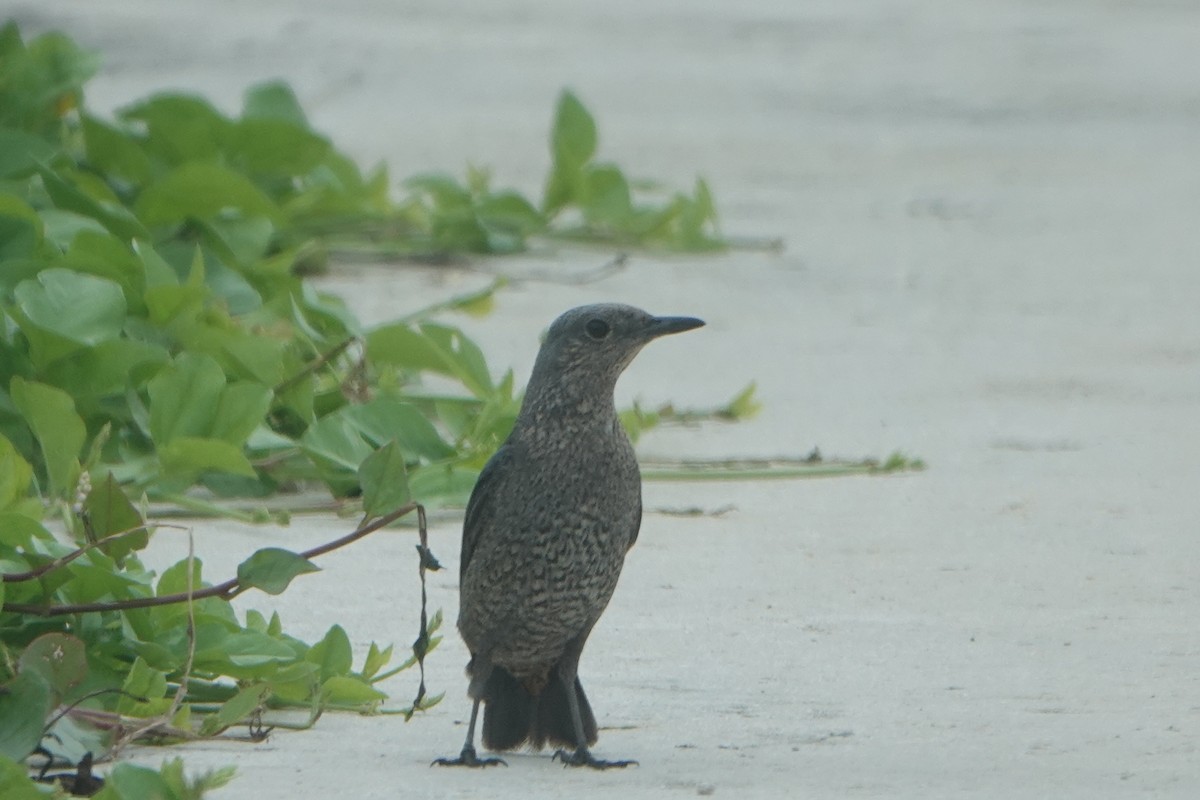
[434,303,704,770]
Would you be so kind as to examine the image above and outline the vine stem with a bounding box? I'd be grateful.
[2,503,423,617]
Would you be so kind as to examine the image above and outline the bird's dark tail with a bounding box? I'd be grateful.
[480,668,533,751]
[532,669,597,750]
[480,666,597,752]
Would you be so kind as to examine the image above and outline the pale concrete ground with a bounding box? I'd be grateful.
[15,0,1200,797]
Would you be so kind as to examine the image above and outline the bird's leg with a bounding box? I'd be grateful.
[551,668,637,770]
[432,699,507,768]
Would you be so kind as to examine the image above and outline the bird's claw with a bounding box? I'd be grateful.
[552,747,638,770]
[432,745,507,768]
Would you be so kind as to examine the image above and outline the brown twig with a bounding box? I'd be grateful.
[2,503,421,617]
[274,336,357,396]
[42,690,151,736]
[409,503,436,715]
[2,523,185,583]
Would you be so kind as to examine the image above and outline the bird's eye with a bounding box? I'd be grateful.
[585,319,611,340]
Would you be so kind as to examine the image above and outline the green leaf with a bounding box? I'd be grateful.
[197,216,276,269]
[100,762,174,800]
[156,556,205,597]
[61,553,146,604]
[0,437,34,512]
[581,163,633,226]
[135,162,280,227]
[543,90,598,214]
[147,352,226,445]
[133,238,179,288]
[300,396,457,495]
[405,172,473,208]
[0,128,57,177]
[429,207,489,252]
[359,441,410,517]
[321,675,387,706]
[210,381,273,446]
[193,628,296,671]
[0,511,46,547]
[157,436,256,479]
[203,682,271,734]
[82,113,153,184]
[551,90,597,172]
[299,414,374,493]
[723,380,762,420]
[221,331,287,385]
[143,276,207,327]
[180,324,284,385]
[117,657,169,715]
[42,339,170,404]
[407,462,483,508]
[365,321,493,396]
[0,670,52,761]
[361,641,394,681]
[366,322,450,374]
[118,92,230,165]
[160,758,237,796]
[236,547,320,595]
[0,193,42,262]
[421,322,494,397]
[0,27,98,136]
[37,164,151,241]
[0,753,47,799]
[13,267,127,360]
[228,118,331,177]
[242,80,309,126]
[307,624,352,680]
[17,632,88,699]
[345,398,455,460]
[477,191,545,236]
[36,208,107,249]
[10,376,85,498]
[268,661,317,691]
[82,472,147,563]
[59,230,147,310]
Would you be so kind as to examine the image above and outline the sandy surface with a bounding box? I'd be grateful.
[15,0,1200,797]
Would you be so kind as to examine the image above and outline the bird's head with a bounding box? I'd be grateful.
[523,304,705,411]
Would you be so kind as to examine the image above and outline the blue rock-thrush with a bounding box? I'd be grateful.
[435,303,704,769]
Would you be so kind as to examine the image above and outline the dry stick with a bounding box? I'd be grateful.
[61,707,191,740]
[109,526,201,756]
[2,503,421,617]
[496,252,629,287]
[41,690,152,742]
[398,279,507,325]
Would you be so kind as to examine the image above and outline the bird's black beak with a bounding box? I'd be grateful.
[645,315,705,339]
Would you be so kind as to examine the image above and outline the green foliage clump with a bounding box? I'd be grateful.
[0,22,528,511]
[0,22,743,785]
[0,468,440,775]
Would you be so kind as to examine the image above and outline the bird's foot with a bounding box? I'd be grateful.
[552,747,638,770]
[432,745,507,768]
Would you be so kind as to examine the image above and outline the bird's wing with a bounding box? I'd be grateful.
[459,444,514,581]
[626,493,643,551]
